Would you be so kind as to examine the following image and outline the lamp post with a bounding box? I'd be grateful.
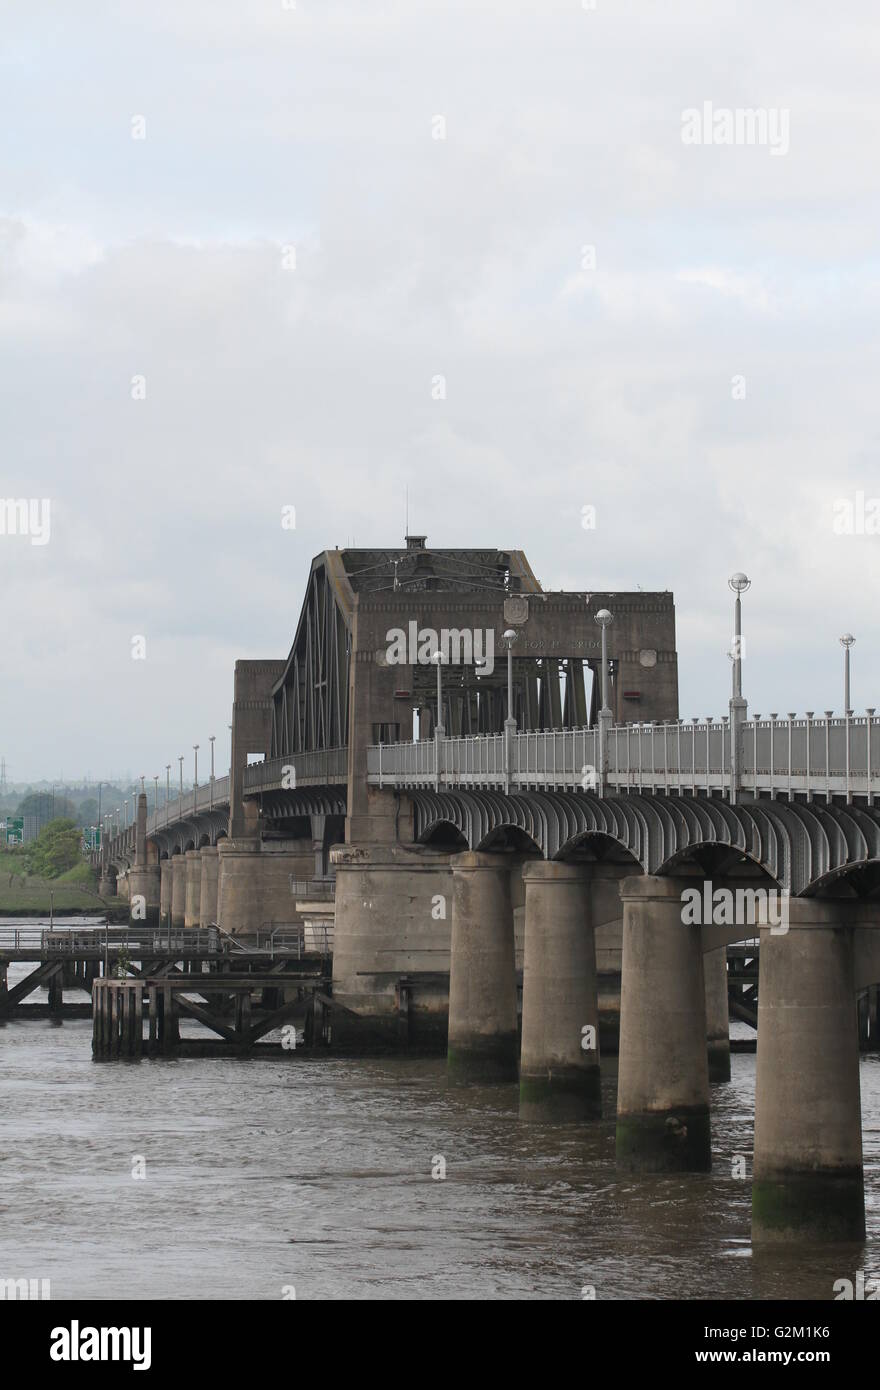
[178,755,184,805]
[502,629,518,728]
[209,734,216,809]
[594,607,613,796]
[432,650,445,790]
[594,609,613,715]
[728,572,750,700]
[502,629,518,794]
[840,633,855,714]
[728,572,751,804]
[153,775,159,817]
[193,744,199,807]
[165,765,171,829]
[432,650,445,737]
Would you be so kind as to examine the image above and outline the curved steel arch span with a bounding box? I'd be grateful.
[410,790,880,895]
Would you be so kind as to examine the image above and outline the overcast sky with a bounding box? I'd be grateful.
[2,0,879,782]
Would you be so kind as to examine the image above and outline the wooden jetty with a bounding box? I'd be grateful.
[91,972,333,1058]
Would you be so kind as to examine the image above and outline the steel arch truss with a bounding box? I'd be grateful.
[151,812,229,858]
[260,787,347,824]
[271,557,351,758]
[411,791,880,895]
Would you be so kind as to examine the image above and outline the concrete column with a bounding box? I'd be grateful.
[590,861,631,1054]
[310,814,326,880]
[129,865,161,926]
[752,899,864,1243]
[216,837,314,941]
[616,875,711,1171]
[170,855,187,929]
[184,850,202,928]
[199,846,220,926]
[99,873,116,899]
[159,860,173,923]
[519,861,601,1121]
[447,851,517,1084]
[704,945,731,1082]
[117,872,130,903]
[331,842,453,1049]
[135,792,148,866]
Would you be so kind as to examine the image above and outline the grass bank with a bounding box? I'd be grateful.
[0,850,116,915]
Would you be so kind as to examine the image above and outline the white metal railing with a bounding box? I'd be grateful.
[366,711,880,803]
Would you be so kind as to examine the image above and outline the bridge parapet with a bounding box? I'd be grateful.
[243,746,348,794]
[145,775,230,838]
[368,710,880,802]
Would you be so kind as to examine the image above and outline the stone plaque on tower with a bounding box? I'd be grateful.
[503,596,529,626]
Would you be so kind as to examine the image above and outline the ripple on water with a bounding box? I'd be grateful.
[0,1021,879,1298]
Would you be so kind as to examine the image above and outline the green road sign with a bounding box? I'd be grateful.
[5,817,23,846]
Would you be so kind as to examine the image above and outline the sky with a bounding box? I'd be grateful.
[2,0,879,782]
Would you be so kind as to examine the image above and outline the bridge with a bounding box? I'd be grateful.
[91,536,880,1247]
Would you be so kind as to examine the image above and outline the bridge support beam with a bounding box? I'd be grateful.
[704,946,731,1082]
[170,855,187,929]
[616,876,711,1172]
[752,901,864,1244]
[129,865,160,927]
[448,852,518,1084]
[519,862,601,1121]
[199,846,220,927]
[159,860,173,924]
[184,850,202,928]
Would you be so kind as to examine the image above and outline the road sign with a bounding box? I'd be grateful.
[5,817,23,846]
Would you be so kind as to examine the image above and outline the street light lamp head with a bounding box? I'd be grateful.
[728,572,751,594]
[431,649,444,665]
[840,633,855,648]
[594,608,613,627]
[502,629,518,648]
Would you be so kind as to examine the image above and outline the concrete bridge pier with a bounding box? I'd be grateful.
[170,854,187,930]
[129,792,160,926]
[616,875,711,1172]
[159,860,173,925]
[447,851,518,1084]
[216,835,314,941]
[129,865,160,925]
[330,842,453,1049]
[519,861,601,1121]
[704,946,731,1083]
[752,900,865,1244]
[199,846,219,926]
[184,850,202,928]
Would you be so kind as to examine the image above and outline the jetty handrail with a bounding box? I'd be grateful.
[0,924,224,954]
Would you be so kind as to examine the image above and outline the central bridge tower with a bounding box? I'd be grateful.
[323,536,678,1047]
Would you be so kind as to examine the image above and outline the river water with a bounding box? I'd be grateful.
[2,947,880,1301]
